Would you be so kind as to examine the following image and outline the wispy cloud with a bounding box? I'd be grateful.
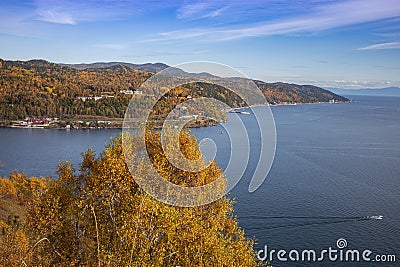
[94,44,126,50]
[0,8,38,37]
[175,0,321,22]
[33,0,138,25]
[269,78,400,89]
[263,76,400,89]
[358,41,400,50]
[36,9,76,24]
[152,0,400,42]
[314,79,400,89]
[374,32,400,38]
[177,2,227,20]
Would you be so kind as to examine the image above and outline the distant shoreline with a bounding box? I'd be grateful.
[0,100,352,130]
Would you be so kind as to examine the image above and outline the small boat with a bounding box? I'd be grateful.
[240,111,251,115]
[367,215,383,220]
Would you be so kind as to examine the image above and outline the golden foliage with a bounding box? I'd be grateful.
[0,178,16,198]
[0,130,265,266]
[22,130,261,266]
[0,220,29,267]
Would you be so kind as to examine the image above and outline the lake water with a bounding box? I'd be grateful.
[1,95,399,266]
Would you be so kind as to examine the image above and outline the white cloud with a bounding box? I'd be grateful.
[153,0,400,41]
[36,9,76,24]
[261,76,400,89]
[177,2,227,20]
[33,0,137,25]
[358,41,400,50]
[313,79,400,89]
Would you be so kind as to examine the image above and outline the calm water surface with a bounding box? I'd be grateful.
[1,95,399,266]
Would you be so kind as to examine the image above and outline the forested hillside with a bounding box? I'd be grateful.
[0,59,348,123]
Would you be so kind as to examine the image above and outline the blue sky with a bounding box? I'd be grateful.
[1,0,399,88]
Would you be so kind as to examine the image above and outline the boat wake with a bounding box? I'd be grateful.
[246,215,384,231]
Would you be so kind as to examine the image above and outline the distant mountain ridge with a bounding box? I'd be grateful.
[61,62,169,73]
[60,60,348,103]
[329,87,400,97]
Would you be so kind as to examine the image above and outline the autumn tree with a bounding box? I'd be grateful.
[23,130,262,266]
[0,220,29,267]
[0,174,49,267]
